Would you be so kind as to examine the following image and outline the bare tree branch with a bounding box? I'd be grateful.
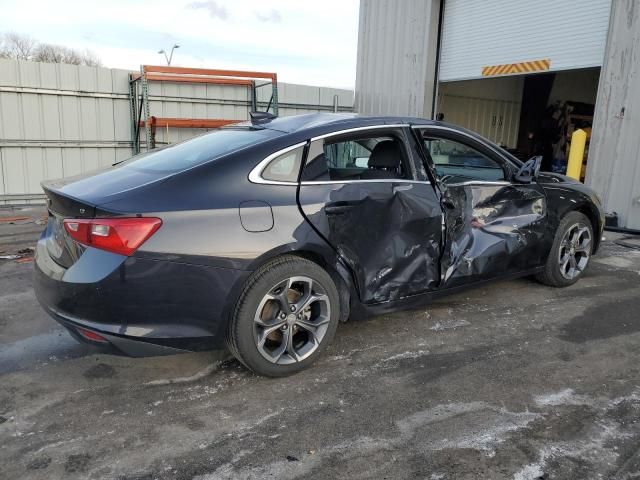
[33,43,65,63]
[2,32,37,60]
[0,32,102,66]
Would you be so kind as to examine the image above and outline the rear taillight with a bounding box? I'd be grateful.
[63,217,162,256]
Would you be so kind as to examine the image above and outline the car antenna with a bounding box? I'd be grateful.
[250,111,277,124]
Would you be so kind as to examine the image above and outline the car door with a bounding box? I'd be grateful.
[298,126,442,304]
[413,126,548,289]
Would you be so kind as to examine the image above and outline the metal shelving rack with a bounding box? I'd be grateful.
[129,65,278,153]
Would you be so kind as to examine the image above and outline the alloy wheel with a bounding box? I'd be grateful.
[253,276,331,365]
[558,222,591,280]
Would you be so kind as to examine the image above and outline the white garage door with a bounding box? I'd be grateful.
[439,0,612,82]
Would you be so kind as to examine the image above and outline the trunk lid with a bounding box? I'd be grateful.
[41,162,173,206]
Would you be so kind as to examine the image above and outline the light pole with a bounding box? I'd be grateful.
[158,44,180,65]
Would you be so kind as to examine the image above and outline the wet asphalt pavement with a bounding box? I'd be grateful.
[2,207,640,479]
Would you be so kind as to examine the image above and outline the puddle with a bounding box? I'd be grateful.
[0,329,91,374]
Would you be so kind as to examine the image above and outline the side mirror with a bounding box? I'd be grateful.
[514,156,542,183]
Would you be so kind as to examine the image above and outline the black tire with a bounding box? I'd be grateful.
[535,211,594,287]
[227,255,340,377]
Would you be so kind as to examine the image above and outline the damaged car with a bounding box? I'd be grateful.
[34,113,604,376]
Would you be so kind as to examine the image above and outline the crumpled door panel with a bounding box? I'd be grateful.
[441,183,547,288]
[299,182,441,304]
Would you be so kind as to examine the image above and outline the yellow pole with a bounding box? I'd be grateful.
[566,129,587,180]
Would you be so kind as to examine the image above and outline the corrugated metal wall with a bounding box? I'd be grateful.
[0,61,132,202]
[437,94,521,148]
[436,76,524,148]
[0,59,354,204]
[586,0,640,229]
[355,0,441,117]
[439,0,612,82]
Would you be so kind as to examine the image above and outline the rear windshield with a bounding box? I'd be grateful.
[120,127,281,173]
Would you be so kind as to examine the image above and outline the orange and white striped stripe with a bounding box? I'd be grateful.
[482,59,551,77]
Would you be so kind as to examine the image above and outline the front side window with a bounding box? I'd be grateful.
[421,135,505,183]
[301,134,408,182]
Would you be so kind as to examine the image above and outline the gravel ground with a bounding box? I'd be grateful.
[2,206,640,480]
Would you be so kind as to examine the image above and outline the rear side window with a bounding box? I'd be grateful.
[122,128,280,173]
[261,146,304,182]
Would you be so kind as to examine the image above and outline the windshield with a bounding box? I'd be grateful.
[120,127,281,173]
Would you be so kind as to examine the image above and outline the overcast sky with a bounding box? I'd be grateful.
[0,0,360,89]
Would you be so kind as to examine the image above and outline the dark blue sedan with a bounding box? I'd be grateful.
[34,113,604,376]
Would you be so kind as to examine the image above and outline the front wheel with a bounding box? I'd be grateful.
[227,256,340,377]
[536,211,594,287]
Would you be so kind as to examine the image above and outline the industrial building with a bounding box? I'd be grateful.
[356,0,640,229]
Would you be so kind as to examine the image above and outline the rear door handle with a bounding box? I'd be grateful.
[325,204,353,215]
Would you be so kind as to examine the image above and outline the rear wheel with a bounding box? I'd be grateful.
[227,256,340,377]
[536,211,593,287]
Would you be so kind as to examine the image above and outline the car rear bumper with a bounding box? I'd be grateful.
[49,312,191,356]
[33,232,250,356]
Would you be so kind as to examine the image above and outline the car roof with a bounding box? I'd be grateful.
[258,113,436,134]
[232,113,522,167]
